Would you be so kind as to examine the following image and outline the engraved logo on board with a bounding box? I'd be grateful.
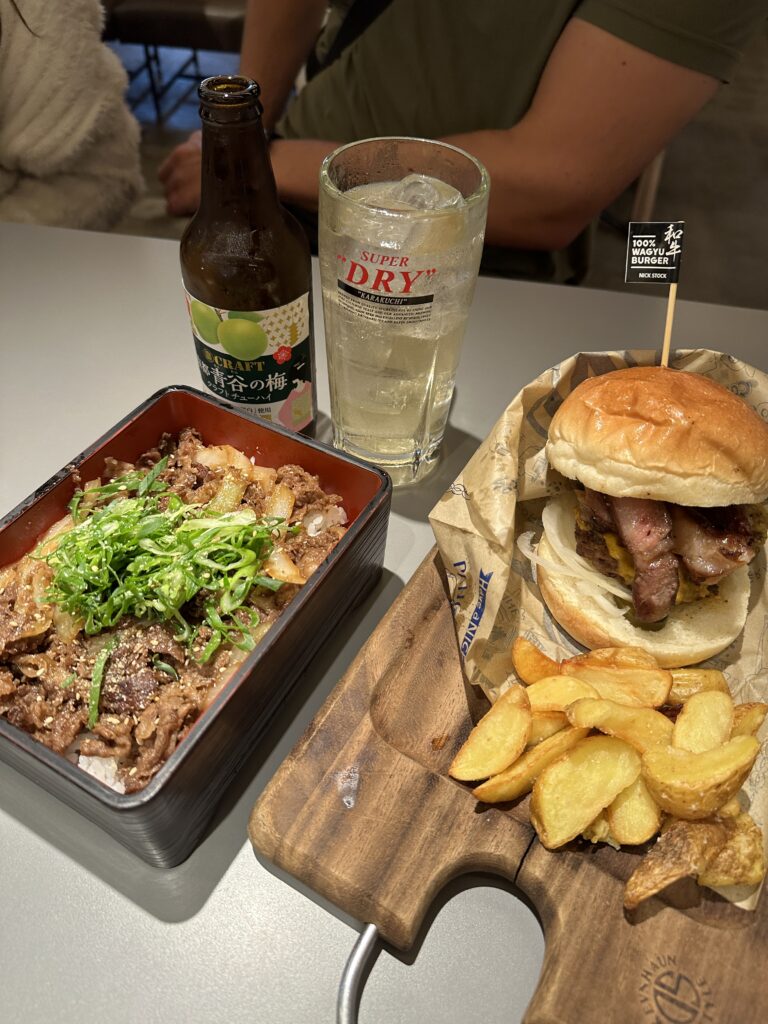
[638,955,714,1023]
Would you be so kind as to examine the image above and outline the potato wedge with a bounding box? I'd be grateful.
[525,675,599,713]
[472,727,589,803]
[641,736,760,819]
[667,668,730,706]
[563,646,660,670]
[582,812,617,847]
[672,690,733,753]
[699,813,766,888]
[624,818,728,910]
[449,684,531,781]
[562,663,671,707]
[511,637,559,684]
[566,698,673,753]
[731,702,768,739]
[527,711,567,747]
[715,796,742,819]
[530,736,641,849]
[607,777,661,845]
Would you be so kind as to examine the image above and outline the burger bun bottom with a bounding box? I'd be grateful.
[536,532,750,668]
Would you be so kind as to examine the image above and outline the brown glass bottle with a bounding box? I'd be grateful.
[181,76,316,436]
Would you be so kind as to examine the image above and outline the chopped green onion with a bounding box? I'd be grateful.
[152,657,179,681]
[41,479,283,663]
[61,673,76,689]
[137,456,170,497]
[69,457,169,523]
[88,638,118,729]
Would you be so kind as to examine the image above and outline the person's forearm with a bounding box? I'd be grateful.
[269,134,590,251]
[239,0,327,132]
[267,20,717,253]
[442,126,591,250]
[269,138,337,207]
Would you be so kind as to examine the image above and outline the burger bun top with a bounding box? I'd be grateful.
[546,366,768,506]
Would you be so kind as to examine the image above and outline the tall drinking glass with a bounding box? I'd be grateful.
[318,138,489,485]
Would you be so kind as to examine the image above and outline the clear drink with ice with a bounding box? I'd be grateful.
[319,139,489,485]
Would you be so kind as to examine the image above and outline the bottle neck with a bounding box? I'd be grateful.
[198,119,280,223]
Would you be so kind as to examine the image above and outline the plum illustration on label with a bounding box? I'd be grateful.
[185,291,312,430]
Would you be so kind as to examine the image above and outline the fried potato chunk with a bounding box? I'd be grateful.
[449,684,531,781]
[624,819,728,910]
[524,674,599,713]
[715,796,742,819]
[564,646,659,670]
[561,663,671,707]
[641,736,760,820]
[699,813,766,888]
[566,698,673,753]
[731,702,768,739]
[667,668,730,706]
[511,637,559,684]
[527,711,567,747]
[582,812,617,847]
[607,777,661,845]
[530,736,641,849]
[672,690,733,753]
[472,727,590,804]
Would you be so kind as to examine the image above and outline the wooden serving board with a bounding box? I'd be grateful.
[249,550,768,1023]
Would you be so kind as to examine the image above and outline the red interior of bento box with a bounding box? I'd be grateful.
[0,388,387,566]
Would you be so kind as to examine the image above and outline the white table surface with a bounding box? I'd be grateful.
[1,222,767,1024]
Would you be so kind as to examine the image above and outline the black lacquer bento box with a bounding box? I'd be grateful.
[0,386,391,866]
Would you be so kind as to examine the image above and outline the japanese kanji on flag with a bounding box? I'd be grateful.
[625,221,686,366]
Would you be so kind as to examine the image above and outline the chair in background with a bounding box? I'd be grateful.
[104,1,246,122]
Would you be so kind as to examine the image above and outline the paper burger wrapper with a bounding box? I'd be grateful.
[429,348,768,910]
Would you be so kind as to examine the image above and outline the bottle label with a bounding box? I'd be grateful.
[185,290,313,431]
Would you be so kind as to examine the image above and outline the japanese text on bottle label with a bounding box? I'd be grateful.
[185,290,312,430]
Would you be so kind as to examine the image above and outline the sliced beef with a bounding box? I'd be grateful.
[80,717,134,761]
[580,489,616,533]
[283,524,346,578]
[4,683,58,732]
[242,480,270,518]
[0,669,16,699]
[103,456,134,482]
[47,706,89,755]
[607,497,679,623]
[671,505,760,584]
[632,554,680,623]
[609,497,674,563]
[276,464,327,508]
[574,521,622,580]
[99,623,184,716]
[128,685,204,791]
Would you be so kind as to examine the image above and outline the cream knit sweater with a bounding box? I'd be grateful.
[0,0,143,230]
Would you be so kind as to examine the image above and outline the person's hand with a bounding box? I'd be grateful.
[158,131,202,216]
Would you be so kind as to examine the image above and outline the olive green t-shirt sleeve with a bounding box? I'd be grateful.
[576,0,768,82]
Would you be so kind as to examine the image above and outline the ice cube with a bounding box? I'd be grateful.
[353,181,403,209]
[389,174,464,211]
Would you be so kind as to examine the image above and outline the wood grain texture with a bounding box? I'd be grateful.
[249,548,768,1019]
[249,550,533,949]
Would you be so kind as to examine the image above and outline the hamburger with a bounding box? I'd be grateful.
[530,366,768,667]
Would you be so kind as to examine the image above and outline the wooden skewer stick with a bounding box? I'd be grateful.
[660,281,678,368]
